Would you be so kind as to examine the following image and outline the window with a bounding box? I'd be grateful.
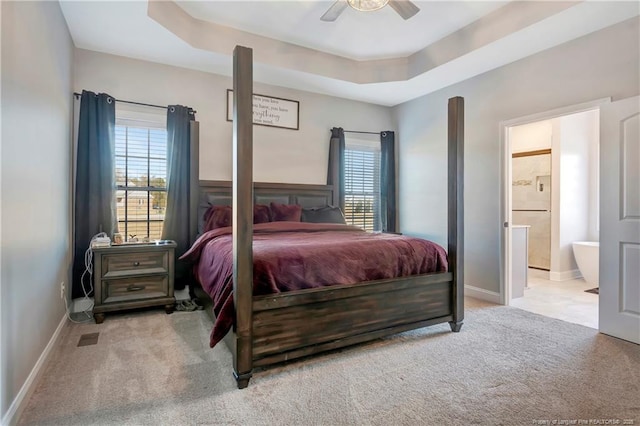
[115,122,167,241]
[344,139,381,232]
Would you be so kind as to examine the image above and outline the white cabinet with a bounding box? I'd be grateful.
[512,225,530,299]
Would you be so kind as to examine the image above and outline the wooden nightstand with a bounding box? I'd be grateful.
[92,241,177,324]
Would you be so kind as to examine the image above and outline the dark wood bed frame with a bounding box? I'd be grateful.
[187,46,464,389]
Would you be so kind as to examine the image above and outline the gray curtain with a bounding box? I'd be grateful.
[72,90,116,298]
[380,131,396,233]
[161,105,196,290]
[327,127,345,210]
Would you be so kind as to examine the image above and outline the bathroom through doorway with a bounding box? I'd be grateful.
[501,101,602,329]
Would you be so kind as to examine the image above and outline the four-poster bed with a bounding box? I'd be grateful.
[186,46,465,389]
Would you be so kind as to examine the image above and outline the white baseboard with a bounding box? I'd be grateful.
[549,269,582,282]
[465,285,501,304]
[2,315,67,426]
[528,268,550,280]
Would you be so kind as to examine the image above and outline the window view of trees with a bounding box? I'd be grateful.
[344,147,381,232]
[115,125,167,241]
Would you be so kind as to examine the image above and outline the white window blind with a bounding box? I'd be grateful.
[344,139,381,232]
[115,118,168,241]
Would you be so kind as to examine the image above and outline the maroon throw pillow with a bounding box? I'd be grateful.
[253,204,271,224]
[269,202,302,222]
[203,205,232,231]
[204,204,272,231]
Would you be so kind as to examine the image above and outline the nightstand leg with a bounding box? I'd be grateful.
[165,304,174,314]
[94,313,105,324]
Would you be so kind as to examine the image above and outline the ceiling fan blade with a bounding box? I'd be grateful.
[321,0,348,22]
[388,0,420,20]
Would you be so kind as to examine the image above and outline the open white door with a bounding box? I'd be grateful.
[600,96,640,344]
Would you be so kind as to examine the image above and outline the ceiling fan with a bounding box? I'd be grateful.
[321,0,420,22]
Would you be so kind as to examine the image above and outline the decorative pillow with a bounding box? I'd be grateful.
[253,204,271,224]
[203,205,232,231]
[301,205,347,224]
[269,202,302,222]
[203,204,272,231]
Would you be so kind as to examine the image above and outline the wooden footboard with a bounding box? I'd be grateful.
[251,272,454,367]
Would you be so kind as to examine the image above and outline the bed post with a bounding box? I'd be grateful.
[448,96,464,332]
[232,45,254,388]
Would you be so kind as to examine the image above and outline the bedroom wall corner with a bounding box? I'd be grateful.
[1,1,74,423]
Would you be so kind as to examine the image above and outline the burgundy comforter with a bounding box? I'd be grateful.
[181,221,448,347]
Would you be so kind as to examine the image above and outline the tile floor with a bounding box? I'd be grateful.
[509,268,599,329]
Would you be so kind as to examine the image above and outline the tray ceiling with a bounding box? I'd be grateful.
[60,1,639,106]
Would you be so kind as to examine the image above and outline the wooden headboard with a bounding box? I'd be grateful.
[191,180,336,242]
[183,124,336,246]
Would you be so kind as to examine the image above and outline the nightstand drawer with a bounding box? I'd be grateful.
[103,276,169,304]
[102,251,168,278]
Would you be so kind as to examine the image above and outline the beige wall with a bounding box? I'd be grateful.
[1,1,74,420]
[394,17,640,295]
[73,49,394,185]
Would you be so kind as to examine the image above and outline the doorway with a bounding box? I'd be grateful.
[501,101,603,329]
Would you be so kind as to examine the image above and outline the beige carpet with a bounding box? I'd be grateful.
[19,299,639,425]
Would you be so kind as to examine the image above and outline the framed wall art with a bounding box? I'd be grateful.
[226,89,299,130]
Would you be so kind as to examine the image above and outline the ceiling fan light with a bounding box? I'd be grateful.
[347,0,390,12]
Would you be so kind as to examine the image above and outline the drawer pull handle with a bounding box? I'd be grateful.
[133,261,140,267]
[126,285,146,292]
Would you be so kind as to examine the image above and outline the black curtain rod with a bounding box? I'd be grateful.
[73,92,197,114]
[335,130,381,135]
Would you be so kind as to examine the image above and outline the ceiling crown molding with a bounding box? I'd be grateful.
[148,0,406,84]
[61,1,639,106]
[147,0,578,85]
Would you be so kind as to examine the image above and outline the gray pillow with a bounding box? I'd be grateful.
[301,206,346,224]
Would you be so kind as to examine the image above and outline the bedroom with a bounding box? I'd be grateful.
[1,0,639,424]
